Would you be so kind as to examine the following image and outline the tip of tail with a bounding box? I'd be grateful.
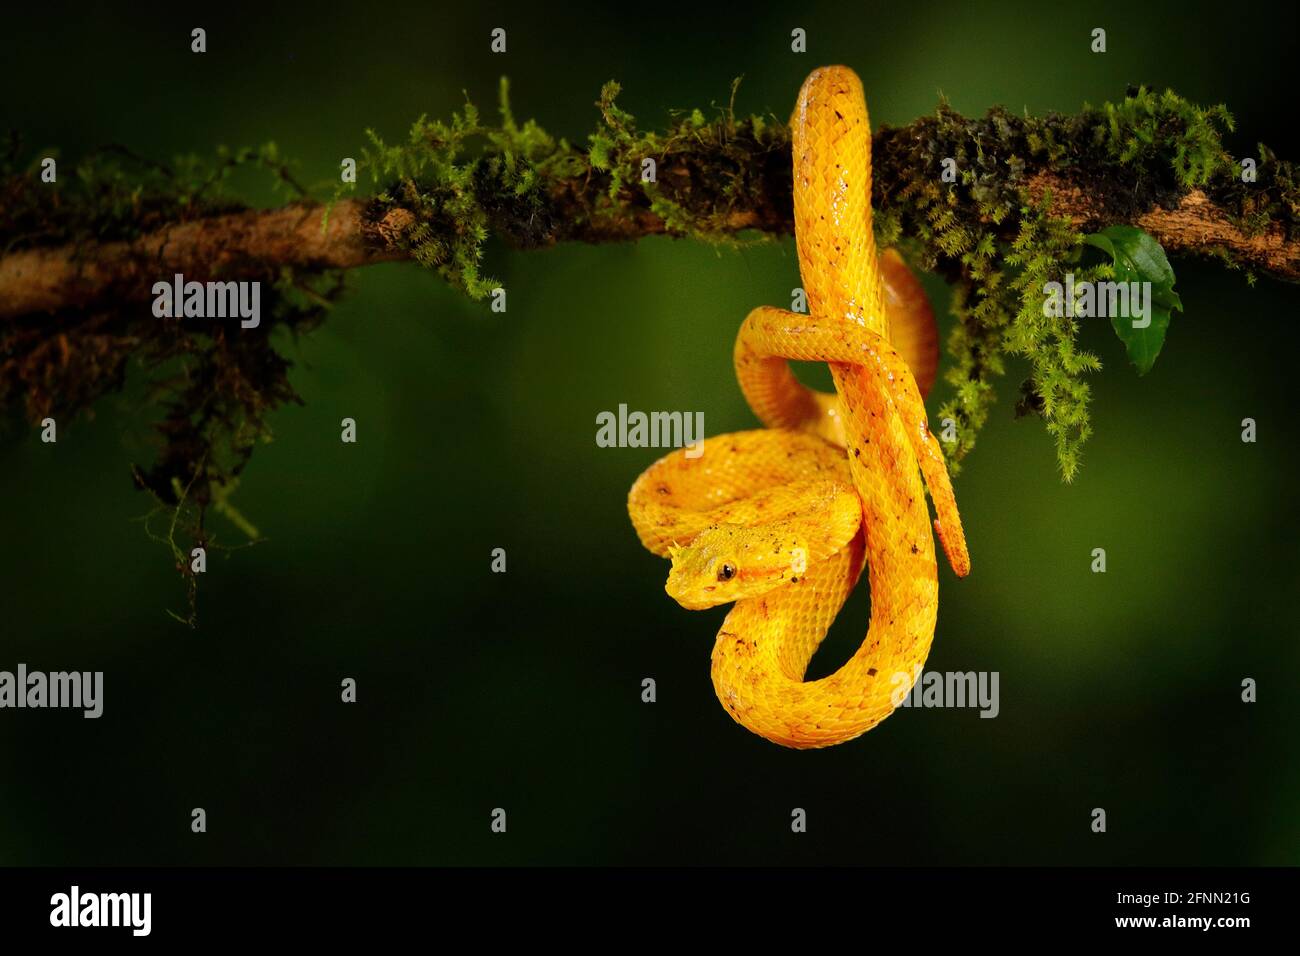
[934,518,971,578]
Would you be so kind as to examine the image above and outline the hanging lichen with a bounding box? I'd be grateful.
[0,136,343,622]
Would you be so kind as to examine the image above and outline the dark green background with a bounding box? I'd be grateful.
[2,0,1296,865]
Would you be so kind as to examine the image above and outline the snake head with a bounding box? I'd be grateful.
[665,524,808,610]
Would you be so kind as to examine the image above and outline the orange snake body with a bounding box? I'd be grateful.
[628,67,970,749]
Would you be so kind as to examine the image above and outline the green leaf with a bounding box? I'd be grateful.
[1082,225,1183,375]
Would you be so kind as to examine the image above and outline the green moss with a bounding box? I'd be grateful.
[353,75,793,287]
[871,85,1273,481]
[341,80,1283,492]
[1099,87,1234,186]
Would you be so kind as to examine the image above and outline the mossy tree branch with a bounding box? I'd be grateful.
[2,155,1295,323]
[2,80,1296,531]
[3,98,1296,322]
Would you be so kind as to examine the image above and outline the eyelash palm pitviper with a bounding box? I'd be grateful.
[627,66,971,749]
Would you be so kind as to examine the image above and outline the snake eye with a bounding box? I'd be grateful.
[717,563,737,582]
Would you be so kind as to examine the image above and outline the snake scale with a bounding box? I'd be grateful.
[628,66,970,749]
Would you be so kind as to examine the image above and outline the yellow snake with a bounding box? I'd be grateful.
[627,66,971,749]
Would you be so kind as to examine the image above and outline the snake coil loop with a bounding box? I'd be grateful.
[628,66,969,749]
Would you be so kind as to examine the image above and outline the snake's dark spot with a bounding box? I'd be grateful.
[853,448,860,457]
[867,667,877,677]
[911,543,919,554]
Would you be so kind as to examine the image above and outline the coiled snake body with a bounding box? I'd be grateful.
[628,66,970,749]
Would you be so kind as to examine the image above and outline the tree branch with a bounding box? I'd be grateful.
[4,161,1295,323]
[3,92,1297,323]
[0,200,402,319]
[1025,174,1298,280]
[3,83,1297,509]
